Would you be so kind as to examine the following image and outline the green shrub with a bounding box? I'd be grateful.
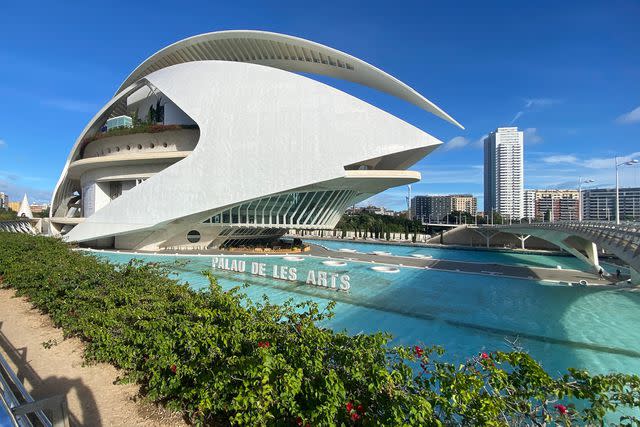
[0,232,638,426]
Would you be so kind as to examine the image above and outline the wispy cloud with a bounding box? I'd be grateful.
[540,151,640,169]
[616,106,640,124]
[542,154,578,164]
[524,98,562,108]
[523,127,543,144]
[0,139,6,148]
[0,179,52,203]
[442,136,470,151]
[509,111,524,124]
[510,97,562,124]
[416,165,484,184]
[473,134,488,148]
[40,98,98,113]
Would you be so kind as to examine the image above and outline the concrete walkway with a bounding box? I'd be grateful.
[305,244,615,286]
[0,289,185,427]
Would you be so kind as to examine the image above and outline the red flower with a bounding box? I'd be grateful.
[169,364,177,374]
[480,352,489,359]
[414,346,424,357]
[554,404,567,415]
[346,401,354,412]
[296,416,303,426]
[350,412,360,421]
[356,404,364,413]
[258,341,271,348]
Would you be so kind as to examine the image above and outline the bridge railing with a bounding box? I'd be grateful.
[484,221,640,255]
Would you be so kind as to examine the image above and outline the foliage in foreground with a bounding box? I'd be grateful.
[0,233,638,426]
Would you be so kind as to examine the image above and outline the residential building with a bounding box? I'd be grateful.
[411,194,477,223]
[410,196,428,221]
[484,127,524,219]
[582,187,640,221]
[534,190,579,222]
[30,203,50,215]
[523,190,535,220]
[7,201,20,212]
[0,192,8,210]
[49,30,462,250]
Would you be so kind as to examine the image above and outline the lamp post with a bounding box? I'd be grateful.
[578,177,594,222]
[615,157,639,224]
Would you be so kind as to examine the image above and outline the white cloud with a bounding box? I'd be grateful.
[0,179,52,203]
[417,166,483,184]
[473,134,488,148]
[0,139,5,148]
[442,136,470,151]
[539,151,640,170]
[524,98,562,108]
[542,155,578,164]
[523,128,543,144]
[509,111,524,125]
[511,98,561,124]
[582,152,640,169]
[616,106,640,124]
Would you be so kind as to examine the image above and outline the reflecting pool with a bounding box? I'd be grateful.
[95,249,640,379]
[305,239,594,270]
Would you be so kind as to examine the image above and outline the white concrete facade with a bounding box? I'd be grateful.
[484,127,524,220]
[523,189,536,220]
[50,31,460,250]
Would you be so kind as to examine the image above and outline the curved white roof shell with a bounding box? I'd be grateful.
[116,30,463,129]
[63,61,441,244]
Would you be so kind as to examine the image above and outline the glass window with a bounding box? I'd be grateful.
[187,230,201,243]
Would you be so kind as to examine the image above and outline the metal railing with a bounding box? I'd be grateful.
[482,220,640,273]
[0,221,36,235]
[0,339,69,427]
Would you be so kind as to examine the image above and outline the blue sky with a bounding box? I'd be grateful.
[0,0,639,209]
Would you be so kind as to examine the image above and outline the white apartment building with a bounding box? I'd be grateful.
[0,192,8,210]
[523,189,535,220]
[484,127,524,219]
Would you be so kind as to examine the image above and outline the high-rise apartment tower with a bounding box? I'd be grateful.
[484,127,524,219]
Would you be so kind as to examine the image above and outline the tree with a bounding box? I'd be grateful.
[0,208,18,221]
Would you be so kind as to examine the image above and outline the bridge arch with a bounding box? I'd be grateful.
[487,222,640,285]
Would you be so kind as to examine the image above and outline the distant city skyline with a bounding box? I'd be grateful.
[1,1,639,208]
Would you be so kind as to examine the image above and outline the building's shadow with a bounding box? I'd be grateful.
[0,322,102,426]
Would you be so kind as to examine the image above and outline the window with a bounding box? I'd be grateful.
[163,143,168,148]
[187,230,201,243]
[137,144,142,150]
[150,143,155,149]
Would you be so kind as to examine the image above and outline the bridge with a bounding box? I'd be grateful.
[476,221,640,285]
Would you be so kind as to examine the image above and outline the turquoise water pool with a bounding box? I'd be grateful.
[95,250,640,379]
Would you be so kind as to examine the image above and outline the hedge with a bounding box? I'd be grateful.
[0,232,638,426]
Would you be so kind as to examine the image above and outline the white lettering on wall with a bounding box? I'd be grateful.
[211,257,350,291]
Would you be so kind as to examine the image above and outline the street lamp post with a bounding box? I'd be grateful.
[578,177,594,222]
[615,157,639,224]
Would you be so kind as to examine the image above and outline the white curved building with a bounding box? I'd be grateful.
[50,30,462,251]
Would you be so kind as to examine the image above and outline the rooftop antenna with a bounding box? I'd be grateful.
[406,185,412,218]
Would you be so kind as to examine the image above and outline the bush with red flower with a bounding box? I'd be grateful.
[0,233,639,426]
